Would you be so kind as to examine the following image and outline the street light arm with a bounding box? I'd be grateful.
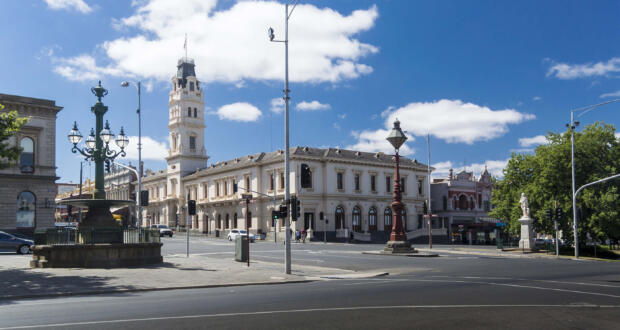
[573,98,620,118]
[71,145,96,161]
[103,147,127,162]
[575,173,620,197]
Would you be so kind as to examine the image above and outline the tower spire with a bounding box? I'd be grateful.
[183,33,188,61]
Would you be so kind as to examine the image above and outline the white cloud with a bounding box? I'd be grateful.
[53,55,124,81]
[53,0,378,84]
[270,98,284,114]
[518,135,548,147]
[532,96,542,101]
[296,100,331,111]
[546,57,620,79]
[118,136,168,160]
[616,132,620,139]
[338,114,347,119]
[217,102,261,122]
[382,99,535,144]
[347,129,414,156]
[600,90,620,98]
[45,0,93,13]
[509,148,534,153]
[432,159,509,179]
[333,123,341,130]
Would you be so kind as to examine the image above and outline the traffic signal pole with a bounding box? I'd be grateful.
[554,201,559,257]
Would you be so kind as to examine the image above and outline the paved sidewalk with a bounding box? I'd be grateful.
[0,254,382,301]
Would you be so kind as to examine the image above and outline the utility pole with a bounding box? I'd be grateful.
[554,200,559,257]
[427,134,432,249]
[78,161,83,224]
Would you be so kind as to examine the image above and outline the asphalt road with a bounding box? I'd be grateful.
[1,236,619,329]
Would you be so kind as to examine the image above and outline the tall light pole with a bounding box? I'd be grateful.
[568,98,619,258]
[269,0,298,275]
[427,133,432,249]
[384,119,412,253]
[121,80,142,228]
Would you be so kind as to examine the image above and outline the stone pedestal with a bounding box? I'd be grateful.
[518,216,536,250]
[307,228,313,240]
[383,240,416,254]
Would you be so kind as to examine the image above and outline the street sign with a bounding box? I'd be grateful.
[241,193,252,200]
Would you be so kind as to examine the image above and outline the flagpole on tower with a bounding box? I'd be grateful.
[184,34,188,61]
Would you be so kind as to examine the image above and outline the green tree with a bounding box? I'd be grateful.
[490,122,620,245]
[0,103,29,168]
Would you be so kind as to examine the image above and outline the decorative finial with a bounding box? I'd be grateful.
[91,81,109,103]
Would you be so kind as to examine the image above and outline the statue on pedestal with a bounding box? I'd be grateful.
[518,192,536,250]
[519,192,530,218]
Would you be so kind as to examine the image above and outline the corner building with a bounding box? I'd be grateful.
[137,59,435,241]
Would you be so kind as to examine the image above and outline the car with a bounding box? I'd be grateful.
[0,231,33,254]
[151,224,173,237]
[227,229,256,242]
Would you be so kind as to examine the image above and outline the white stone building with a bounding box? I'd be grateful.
[135,58,434,241]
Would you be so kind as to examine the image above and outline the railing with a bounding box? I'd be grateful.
[35,227,160,245]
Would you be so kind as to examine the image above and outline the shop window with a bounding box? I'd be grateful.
[16,191,35,228]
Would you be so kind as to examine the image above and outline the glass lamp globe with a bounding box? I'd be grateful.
[100,120,114,144]
[386,119,408,150]
[115,127,129,149]
[85,129,96,149]
[68,121,83,145]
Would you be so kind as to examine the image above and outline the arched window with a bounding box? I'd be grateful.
[443,196,448,210]
[368,207,377,231]
[384,207,392,232]
[16,191,35,228]
[217,214,222,229]
[233,213,238,228]
[189,136,196,151]
[225,214,230,229]
[19,137,34,173]
[401,208,407,231]
[352,206,361,232]
[459,195,468,210]
[335,206,345,229]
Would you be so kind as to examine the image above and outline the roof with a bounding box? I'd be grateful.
[0,93,63,112]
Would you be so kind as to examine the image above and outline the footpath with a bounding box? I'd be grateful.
[0,254,383,301]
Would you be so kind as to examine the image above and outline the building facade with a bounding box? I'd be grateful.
[0,94,62,234]
[133,58,436,240]
[431,168,497,244]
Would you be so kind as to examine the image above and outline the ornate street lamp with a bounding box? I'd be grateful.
[67,81,128,200]
[384,119,413,253]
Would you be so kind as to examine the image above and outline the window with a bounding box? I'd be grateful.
[301,164,312,188]
[400,177,406,193]
[233,213,238,228]
[478,194,482,208]
[418,179,423,194]
[459,195,468,210]
[280,172,285,189]
[453,196,457,209]
[224,181,228,195]
[189,136,196,151]
[203,183,208,199]
[19,137,34,173]
[386,176,391,193]
[245,177,250,191]
[216,182,220,197]
[225,214,230,229]
[217,214,222,229]
[16,191,35,228]
[269,173,274,190]
[484,201,490,212]
[384,207,392,232]
[470,196,474,210]
[352,206,361,232]
[443,196,448,210]
[188,107,192,117]
[354,174,361,191]
[335,206,345,229]
[418,214,423,229]
[194,108,197,118]
[337,172,344,190]
[369,207,377,231]
[190,81,194,91]
[370,175,376,192]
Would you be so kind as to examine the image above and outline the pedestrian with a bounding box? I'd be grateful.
[302,229,307,243]
[295,230,301,242]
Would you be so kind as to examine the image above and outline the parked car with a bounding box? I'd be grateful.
[151,224,173,237]
[227,229,256,242]
[0,231,33,254]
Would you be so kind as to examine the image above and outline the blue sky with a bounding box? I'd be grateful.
[1,0,619,184]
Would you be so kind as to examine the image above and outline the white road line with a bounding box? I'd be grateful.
[426,275,620,289]
[1,304,618,329]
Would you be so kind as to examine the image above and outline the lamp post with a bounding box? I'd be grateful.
[121,80,142,228]
[68,81,129,200]
[384,119,412,253]
[568,98,619,258]
[269,0,298,275]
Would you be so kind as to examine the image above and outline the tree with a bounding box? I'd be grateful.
[0,103,29,168]
[490,122,620,245]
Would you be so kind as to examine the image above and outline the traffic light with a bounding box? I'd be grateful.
[290,196,300,221]
[301,164,311,188]
[188,200,196,215]
[555,207,563,221]
[140,190,149,206]
[105,160,111,173]
[279,205,288,215]
[546,209,553,222]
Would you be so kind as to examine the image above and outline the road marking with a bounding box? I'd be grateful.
[1,304,618,329]
[426,275,620,289]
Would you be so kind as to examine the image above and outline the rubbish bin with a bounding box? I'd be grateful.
[235,236,248,262]
[215,229,220,238]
